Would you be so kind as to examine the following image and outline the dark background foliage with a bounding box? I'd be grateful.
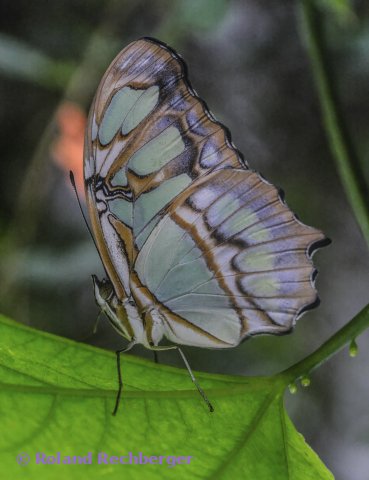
[0,1,369,478]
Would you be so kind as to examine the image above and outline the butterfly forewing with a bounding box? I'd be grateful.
[84,37,328,349]
[84,38,246,300]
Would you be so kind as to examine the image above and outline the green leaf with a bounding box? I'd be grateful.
[157,0,229,44]
[0,33,74,90]
[173,0,228,31]
[0,315,333,479]
[314,0,355,23]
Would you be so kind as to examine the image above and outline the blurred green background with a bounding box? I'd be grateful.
[0,0,369,478]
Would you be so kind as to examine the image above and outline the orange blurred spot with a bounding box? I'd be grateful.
[52,102,87,197]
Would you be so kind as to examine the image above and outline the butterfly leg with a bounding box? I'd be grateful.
[150,345,214,413]
[153,351,159,364]
[92,310,103,334]
[113,340,135,416]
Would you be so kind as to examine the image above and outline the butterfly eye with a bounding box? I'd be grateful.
[92,275,114,302]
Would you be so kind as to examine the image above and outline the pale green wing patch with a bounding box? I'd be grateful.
[109,198,133,228]
[128,126,185,176]
[98,85,159,145]
[110,167,128,187]
[133,173,192,237]
[135,216,189,293]
[121,85,159,135]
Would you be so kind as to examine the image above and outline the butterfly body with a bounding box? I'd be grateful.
[84,37,328,355]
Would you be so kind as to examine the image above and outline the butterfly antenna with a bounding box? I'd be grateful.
[69,170,99,253]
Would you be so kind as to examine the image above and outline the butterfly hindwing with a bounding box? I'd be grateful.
[133,168,326,346]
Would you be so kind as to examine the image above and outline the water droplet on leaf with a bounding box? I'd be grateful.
[288,383,297,394]
[301,375,311,387]
[349,339,358,357]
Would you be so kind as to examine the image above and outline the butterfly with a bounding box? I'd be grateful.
[82,37,329,414]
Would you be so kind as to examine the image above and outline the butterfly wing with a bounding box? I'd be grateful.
[133,168,328,347]
[84,37,246,300]
[84,37,328,349]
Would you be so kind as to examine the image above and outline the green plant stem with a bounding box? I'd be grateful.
[281,302,369,383]
[300,0,369,248]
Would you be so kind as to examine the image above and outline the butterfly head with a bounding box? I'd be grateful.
[92,274,135,341]
[91,274,150,345]
[92,274,114,306]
